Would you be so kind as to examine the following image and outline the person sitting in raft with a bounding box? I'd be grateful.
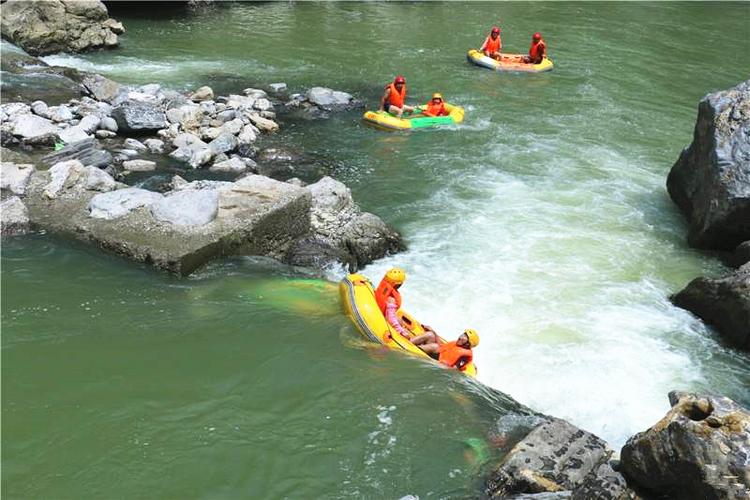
[411,328,479,371]
[379,75,414,119]
[480,26,502,60]
[374,267,412,339]
[523,32,546,64]
[422,93,449,117]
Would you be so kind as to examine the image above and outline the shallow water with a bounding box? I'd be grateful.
[5,2,750,497]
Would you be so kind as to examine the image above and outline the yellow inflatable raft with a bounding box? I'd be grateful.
[363,103,465,131]
[339,273,478,377]
[467,49,553,73]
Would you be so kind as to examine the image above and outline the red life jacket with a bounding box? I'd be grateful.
[529,39,546,62]
[424,101,447,117]
[375,279,401,315]
[438,341,473,371]
[484,34,501,54]
[386,83,407,108]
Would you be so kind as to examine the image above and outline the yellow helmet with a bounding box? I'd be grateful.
[385,267,406,285]
[463,329,479,347]
[432,92,444,100]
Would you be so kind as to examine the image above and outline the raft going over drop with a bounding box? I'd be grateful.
[339,273,478,377]
[467,49,553,73]
[363,103,465,131]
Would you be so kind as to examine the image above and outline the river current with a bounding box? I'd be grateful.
[4,2,750,497]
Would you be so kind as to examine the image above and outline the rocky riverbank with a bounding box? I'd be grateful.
[666,79,750,351]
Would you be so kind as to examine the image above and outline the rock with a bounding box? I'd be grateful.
[31,101,49,117]
[138,84,161,96]
[242,88,267,99]
[269,83,287,93]
[226,94,256,110]
[166,104,203,130]
[190,86,214,102]
[11,114,60,143]
[341,212,404,268]
[672,265,750,350]
[208,133,238,155]
[667,80,750,250]
[1,196,30,236]
[124,138,147,151]
[621,391,750,500]
[95,130,116,139]
[306,86,356,109]
[285,236,355,270]
[729,241,750,268]
[1,163,36,196]
[111,100,167,133]
[43,160,86,199]
[172,132,203,149]
[47,105,74,123]
[122,159,156,172]
[216,110,237,123]
[246,113,279,133]
[78,114,101,134]
[83,166,116,192]
[237,124,258,145]
[88,188,164,219]
[99,116,118,132]
[220,118,244,136]
[208,157,247,174]
[507,494,572,500]
[80,72,121,103]
[143,138,165,154]
[253,98,274,112]
[150,189,219,226]
[190,148,214,169]
[571,461,640,500]
[42,137,113,169]
[0,0,122,56]
[1,102,31,120]
[200,127,222,141]
[116,149,139,159]
[260,110,276,120]
[102,18,125,34]
[58,125,91,144]
[485,419,613,497]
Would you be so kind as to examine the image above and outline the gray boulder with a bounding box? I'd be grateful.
[43,159,86,199]
[667,80,750,250]
[621,391,750,500]
[209,157,247,174]
[208,133,238,155]
[485,419,614,497]
[47,105,74,123]
[305,86,361,112]
[99,116,118,132]
[88,188,163,219]
[58,125,90,144]
[0,196,30,235]
[122,159,156,172]
[83,166,116,192]
[0,0,122,56]
[671,264,750,351]
[111,100,167,133]
[150,189,219,226]
[41,137,113,169]
[80,72,121,103]
[143,138,165,154]
[124,138,147,151]
[1,162,36,196]
[11,114,60,143]
[190,86,214,102]
[78,114,101,134]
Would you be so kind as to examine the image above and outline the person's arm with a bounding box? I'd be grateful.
[497,36,502,53]
[379,88,390,112]
[385,298,410,338]
[479,36,488,52]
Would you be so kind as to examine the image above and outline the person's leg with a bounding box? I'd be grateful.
[388,104,403,118]
[419,342,440,355]
[411,332,438,346]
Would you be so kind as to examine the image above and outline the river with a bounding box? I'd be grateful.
[4,2,750,498]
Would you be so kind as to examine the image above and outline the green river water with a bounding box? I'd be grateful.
[4,2,750,498]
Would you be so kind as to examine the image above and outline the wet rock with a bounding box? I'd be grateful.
[143,138,165,154]
[41,137,113,169]
[285,236,355,271]
[571,461,641,500]
[122,159,156,172]
[1,196,30,236]
[111,100,167,133]
[667,80,750,250]
[485,419,613,497]
[208,133,238,155]
[729,241,750,268]
[621,391,750,500]
[0,0,122,56]
[1,163,36,196]
[190,86,214,102]
[88,188,164,219]
[209,157,246,174]
[150,189,219,226]
[58,125,91,144]
[124,138,147,151]
[671,265,750,351]
[99,116,118,132]
[306,86,357,109]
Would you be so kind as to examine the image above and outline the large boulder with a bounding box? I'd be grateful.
[0,0,122,56]
[41,137,113,169]
[11,114,60,144]
[111,100,167,133]
[671,264,750,351]
[0,196,30,235]
[621,391,750,500]
[305,86,359,110]
[485,419,614,497]
[667,80,750,250]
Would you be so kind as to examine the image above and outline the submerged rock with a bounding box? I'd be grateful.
[667,79,750,250]
[0,0,122,56]
[672,264,750,351]
[621,391,750,500]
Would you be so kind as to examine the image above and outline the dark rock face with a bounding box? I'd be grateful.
[485,419,615,497]
[666,80,750,250]
[0,0,123,56]
[621,391,750,500]
[41,138,113,170]
[111,101,167,133]
[672,264,750,351]
[728,241,750,268]
[284,236,355,271]
[571,461,641,500]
